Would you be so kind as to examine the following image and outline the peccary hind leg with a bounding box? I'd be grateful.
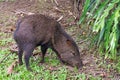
[24,44,35,71]
[18,46,23,65]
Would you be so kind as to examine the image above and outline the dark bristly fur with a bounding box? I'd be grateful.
[14,14,83,71]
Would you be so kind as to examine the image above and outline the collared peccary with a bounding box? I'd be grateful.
[14,14,83,71]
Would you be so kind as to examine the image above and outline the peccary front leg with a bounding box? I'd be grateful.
[24,44,35,71]
[40,44,48,63]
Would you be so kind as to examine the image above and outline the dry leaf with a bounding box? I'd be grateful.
[82,32,86,35]
[10,44,18,53]
[4,26,15,33]
[100,72,107,78]
[7,60,18,75]
[57,15,63,22]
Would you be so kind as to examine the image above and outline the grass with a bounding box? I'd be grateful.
[0,48,85,80]
[0,32,105,80]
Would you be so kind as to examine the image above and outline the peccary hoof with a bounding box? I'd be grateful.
[19,62,23,65]
[27,67,32,71]
[40,60,45,63]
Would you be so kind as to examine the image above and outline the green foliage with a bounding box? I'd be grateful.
[75,73,86,80]
[0,48,102,80]
[113,57,120,73]
[78,0,90,24]
[89,75,102,80]
[79,0,120,59]
[0,38,12,46]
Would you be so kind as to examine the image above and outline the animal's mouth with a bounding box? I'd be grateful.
[60,56,83,68]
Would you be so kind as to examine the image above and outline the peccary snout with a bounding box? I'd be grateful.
[13,14,83,71]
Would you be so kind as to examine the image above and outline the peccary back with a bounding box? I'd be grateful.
[14,14,83,71]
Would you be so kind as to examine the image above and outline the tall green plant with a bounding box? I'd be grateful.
[78,0,90,24]
[79,0,120,59]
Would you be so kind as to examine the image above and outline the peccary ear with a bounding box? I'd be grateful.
[66,39,76,56]
[66,39,72,46]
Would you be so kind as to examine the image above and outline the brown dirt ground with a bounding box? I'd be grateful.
[0,0,115,79]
